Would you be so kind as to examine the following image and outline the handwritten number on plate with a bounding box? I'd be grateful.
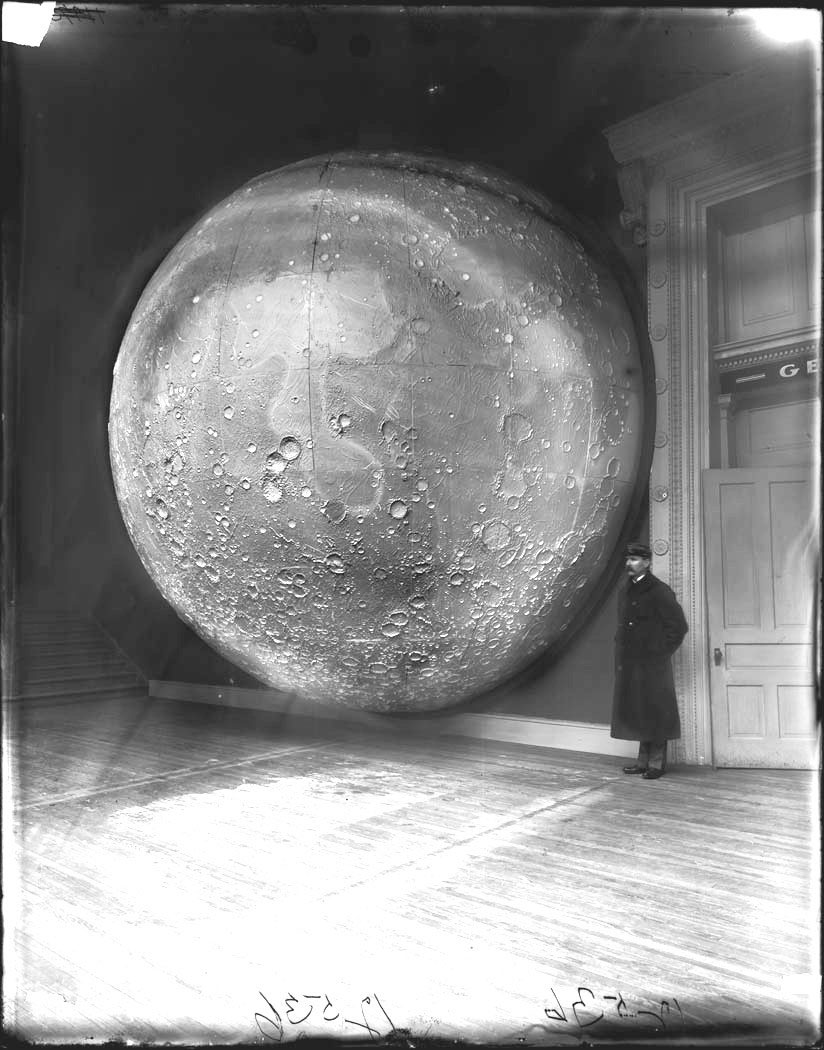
[254,992,284,1043]
[322,995,340,1022]
[372,994,396,1034]
[361,996,382,1042]
[638,1008,664,1028]
[571,987,604,1028]
[344,995,396,1042]
[659,999,683,1027]
[602,993,630,1019]
[544,988,567,1022]
[285,992,313,1025]
[344,1000,380,1041]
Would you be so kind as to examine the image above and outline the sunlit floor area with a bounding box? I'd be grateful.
[4,694,820,1045]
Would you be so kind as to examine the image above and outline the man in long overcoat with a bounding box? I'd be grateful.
[611,541,688,780]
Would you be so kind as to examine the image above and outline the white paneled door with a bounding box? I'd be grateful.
[703,468,819,768]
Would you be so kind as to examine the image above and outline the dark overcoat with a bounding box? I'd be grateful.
[611,572,688,743]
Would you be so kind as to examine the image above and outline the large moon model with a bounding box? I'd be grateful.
[109,152,648,712]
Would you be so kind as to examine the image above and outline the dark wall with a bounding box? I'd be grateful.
[6,5,675,717]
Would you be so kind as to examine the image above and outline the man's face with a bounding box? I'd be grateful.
[626,555,650,579]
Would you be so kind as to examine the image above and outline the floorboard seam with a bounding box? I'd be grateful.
[319,777,618,901]
[13,741,338,811]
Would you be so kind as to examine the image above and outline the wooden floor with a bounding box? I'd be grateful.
[4,695,820,1046]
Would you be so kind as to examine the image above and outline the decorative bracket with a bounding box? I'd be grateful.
[616,159,649,246]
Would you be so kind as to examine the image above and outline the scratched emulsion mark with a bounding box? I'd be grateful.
[110,152,647,712]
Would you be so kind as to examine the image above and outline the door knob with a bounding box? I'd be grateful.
[713,647,723,666]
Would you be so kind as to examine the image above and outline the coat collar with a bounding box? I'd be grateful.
[627,571,657,593]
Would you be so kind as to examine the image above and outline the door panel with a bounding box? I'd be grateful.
[734,398,817,468]
[777,684,817,736]
[703,467,819,768]
[727,684,766,737]
[770,478,815,625]
[725,643,811,668]
[719,482,760,625]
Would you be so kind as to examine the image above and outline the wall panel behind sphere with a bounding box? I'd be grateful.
[733,398,817,468]
[9,6,655,726]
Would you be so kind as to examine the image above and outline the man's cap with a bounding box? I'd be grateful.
[626,541,652,559]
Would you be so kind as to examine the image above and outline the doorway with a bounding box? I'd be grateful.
[703,467,818,768]
[703,176,820,768]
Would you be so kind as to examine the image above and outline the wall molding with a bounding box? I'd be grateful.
[605,53,820,765]
[149,680,638,759]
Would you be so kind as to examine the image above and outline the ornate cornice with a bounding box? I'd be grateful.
[716,340,820,372]
[604,52,816,168]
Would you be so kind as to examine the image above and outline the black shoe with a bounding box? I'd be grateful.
[622,764,647,774]
[643,768,665,780]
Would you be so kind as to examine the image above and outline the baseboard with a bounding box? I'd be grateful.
[2,686,147,706]
[149,680,638,758]
[437,712,638,758]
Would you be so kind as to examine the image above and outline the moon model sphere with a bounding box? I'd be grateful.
[109,152,647,712]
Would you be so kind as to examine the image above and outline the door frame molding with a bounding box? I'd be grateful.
[605,54,820,764]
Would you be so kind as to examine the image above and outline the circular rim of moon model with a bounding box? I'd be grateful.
[109,151,655,713]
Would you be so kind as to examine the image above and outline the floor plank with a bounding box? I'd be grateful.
[4,694,820,1045]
